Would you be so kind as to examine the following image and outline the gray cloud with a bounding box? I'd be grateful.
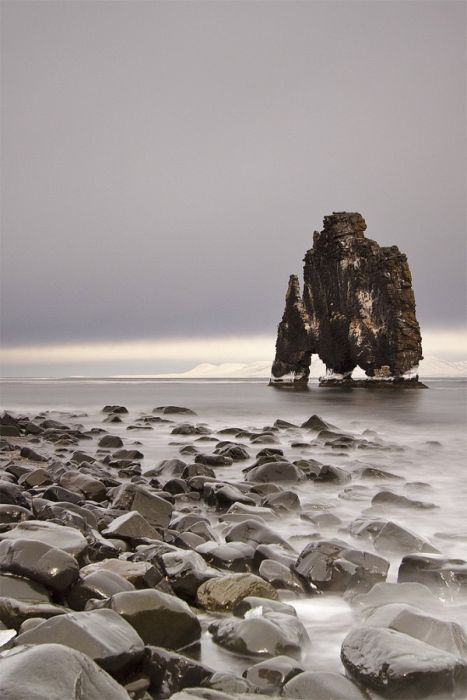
[1,0,465,347]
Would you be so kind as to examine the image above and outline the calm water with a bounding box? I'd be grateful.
[1,378,467,684]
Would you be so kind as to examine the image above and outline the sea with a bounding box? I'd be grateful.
[1,377,467,681]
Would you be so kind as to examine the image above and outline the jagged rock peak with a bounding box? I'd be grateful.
[270,212,424,388]
[321,211,367,239]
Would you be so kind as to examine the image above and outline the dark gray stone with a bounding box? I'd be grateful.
[15,608,145,676]
[0,642,131,699]
[341,625,467,698]
[107,588,201,649]
[0,538,79,594]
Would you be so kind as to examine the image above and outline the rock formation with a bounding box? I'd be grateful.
[271,212,423,387]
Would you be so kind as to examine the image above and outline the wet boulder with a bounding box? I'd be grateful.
[0,573,51,603]
[102,511,161,542]
[98,434,124,448]
[258,560,305,594]
[0,597,68,629]
[161,548,218,601]
[67,569,135,610]
[398,553,467,596]
[282,671,368,699]
[0,504,33,525]
[143,646,213,696]
[20,446,47,462]
[301,415,333,431]
[154,406,196,415]
[224,519,291,549]
[209,611,309,659]
[214,444,250,461]
[195,453,233,467]
[0,538,79,595]
[341,625,467,698]
[352,582,442,615]
[244,655,304,694]
[0,520,88,557]
[371,490,436,510]
[0,642,131,699]
[172,424,210,436]
[106,588,201,649]
[293,540,389,593]
[313,464,351,483]
[111,483,173,528]
[196,542,255,573]
[196,573,278,612]
[59,471,107,502]
[203,483,256,510]
[79,558,162,588]
[14,608,145,677]
[0,481,29,509]
[103,405,128,414]
[245,461,306,483]
[364,603,467,657]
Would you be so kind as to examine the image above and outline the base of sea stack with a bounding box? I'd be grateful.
[268,378,309,391]
[319,377,428,389]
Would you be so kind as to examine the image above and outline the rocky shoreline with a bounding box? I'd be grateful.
[0,405,466,699]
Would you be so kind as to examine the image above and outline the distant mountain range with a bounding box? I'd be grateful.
[147,356,467,379]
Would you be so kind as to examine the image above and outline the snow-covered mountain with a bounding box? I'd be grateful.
[149,356,467,379]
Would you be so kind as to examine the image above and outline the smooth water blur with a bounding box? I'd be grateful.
[1,378,467,681]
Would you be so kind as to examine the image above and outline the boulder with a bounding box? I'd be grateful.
[111,483,172,528]
[79,558,162,588]
[341,625,467,697]
[398,553,467,596]
[67,570,135,610]
[365,602,467,657]
[0,597,68,629]
[209,611,309,659]
[293,540,388,593]
[282,671,368,699]
[0,538,79,594]
[143,646,213,695]
[102,511,160,541]
[98,434,124,448]
[14,608,145,676]
[0,642,131,699]
[197,573,278,612]
[0,520,88,557]
[244,655,304,694]
[245,461,306,483]
[107,589,201,649]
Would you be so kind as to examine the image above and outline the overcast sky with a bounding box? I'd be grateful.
[1,0,466,375]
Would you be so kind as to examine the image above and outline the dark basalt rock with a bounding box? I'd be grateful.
[67,570,135,610]
[0,642,131,699]
[244,655,304,694]
[14,608,145,677]
[143,646,213,696]
[0,538,79,595]
[105,589,201,649]
[245,461,306,483]
[282,671,368,699]
[0,520,88,557]
[293,539,389,594]
[270,212,423,386]
[398,553,467,596]
[208,611,309,659]
[364,603,467,657]
[340,625,467,698]
[0,597,69,629]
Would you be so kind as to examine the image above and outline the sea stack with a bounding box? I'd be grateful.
[270,212,423,387]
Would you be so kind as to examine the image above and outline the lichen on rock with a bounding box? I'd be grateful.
[271,212,423,387]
